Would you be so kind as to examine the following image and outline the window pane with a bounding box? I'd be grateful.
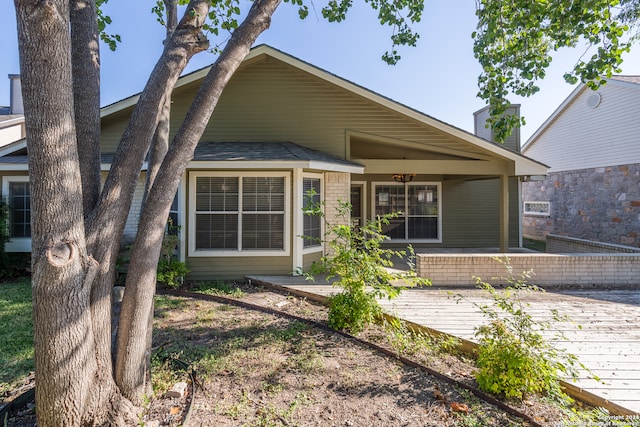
[195,214,238,250]
[242,213,284,249]
[194,175,286,252]
[408,185,438,216]
[381,218,406,239]
[8,182,31,238]
[195,177,238,211]
[408,217,438,239]
[303,178,321,248]
[243,177,284,212]
[375,185,404,216]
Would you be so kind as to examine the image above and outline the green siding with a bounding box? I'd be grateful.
[186,255,293,281]
[351,174,519,248]
[168,57,486,160]
[442,178,519,247]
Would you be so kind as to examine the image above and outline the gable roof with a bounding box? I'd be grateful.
[100,44,546,177]
[523,75,640,152]
[2,45,546,177]
[608,75,640,85]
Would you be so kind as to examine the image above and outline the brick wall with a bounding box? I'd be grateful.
[416,253,640,288]
[522,163,640,248]
[323,172,350,254]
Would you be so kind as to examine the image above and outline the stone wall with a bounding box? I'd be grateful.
[416,253,640,288]
[522,163,640,248]
[546,234,640,254]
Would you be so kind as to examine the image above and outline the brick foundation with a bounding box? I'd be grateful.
[416,253,640,288]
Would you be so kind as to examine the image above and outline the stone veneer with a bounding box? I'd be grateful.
[522,163,640,248]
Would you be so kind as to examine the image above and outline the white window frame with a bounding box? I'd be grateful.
[371,181,442,243]
[188,171,290,257]
[1,176,31,252]
[523,201,550,216]
[302,173,324,254]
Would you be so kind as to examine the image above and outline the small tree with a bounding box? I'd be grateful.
[463,258,586,401]
[305,199,430,334]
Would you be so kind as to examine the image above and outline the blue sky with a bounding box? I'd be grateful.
[2,1,640,141]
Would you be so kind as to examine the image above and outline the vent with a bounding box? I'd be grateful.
[586,92,601,109]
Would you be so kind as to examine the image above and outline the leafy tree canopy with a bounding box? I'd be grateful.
[474,0,640,142]
[145,0,424,64]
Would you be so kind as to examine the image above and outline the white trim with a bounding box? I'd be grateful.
[292,168,303,274]
[301,173,324,255]
[1,175,32,252]
[178,174,187,262]
[188,171,291,257]
[370,181,442,243]
[0,139,27,157]
[0,164,28,171]
[523,201,550,217]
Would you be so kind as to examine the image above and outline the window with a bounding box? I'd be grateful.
[2,177,31,239]
[303,177,321,249]
[524,201,550,216]
[191,173,288,255]
[373,182,440,241]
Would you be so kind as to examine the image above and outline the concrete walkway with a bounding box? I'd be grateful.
[247,276,640,415]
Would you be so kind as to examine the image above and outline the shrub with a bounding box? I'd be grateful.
[156,220,189,288]
[305,198,430,334]
[157,259,190,289]
[468,258,585,400]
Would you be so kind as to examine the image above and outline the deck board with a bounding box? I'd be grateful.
[248,276,640,415]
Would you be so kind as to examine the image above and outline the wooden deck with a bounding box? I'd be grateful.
[247,276,640,415]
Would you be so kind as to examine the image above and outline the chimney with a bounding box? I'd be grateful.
[473,104,521,152]
[9,74,24,115]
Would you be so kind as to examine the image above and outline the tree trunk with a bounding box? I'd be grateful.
[142,0,178,210]
[14,1,104,425]
[116,0,282,401]
[15,0,282,422]
[70,0,102,219]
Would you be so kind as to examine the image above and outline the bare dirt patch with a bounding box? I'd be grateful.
[144,283,569,426]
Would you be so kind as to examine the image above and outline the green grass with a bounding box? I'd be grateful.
[0,279,34,394]
[523,238,546,252]
[193,280,247,298]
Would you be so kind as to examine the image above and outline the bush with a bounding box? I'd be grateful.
[305,198,430,334]
[157,259,189,289]
[469,258,585,400]
[156,220,189,288]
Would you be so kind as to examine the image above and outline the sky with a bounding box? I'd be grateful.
[1,1,640,142]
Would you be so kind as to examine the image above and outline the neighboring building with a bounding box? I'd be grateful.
[522,76,640,247]
[0,45,547,278]
[0,75,25,149]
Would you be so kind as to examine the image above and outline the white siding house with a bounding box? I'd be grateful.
[522,76,640,247]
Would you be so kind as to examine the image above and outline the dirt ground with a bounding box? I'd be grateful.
[142,283,569,427]
[5,283,572,426]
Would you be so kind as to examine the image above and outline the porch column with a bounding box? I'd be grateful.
[292,168,303,275]
[499,174,509,252]
[324,172,351,256]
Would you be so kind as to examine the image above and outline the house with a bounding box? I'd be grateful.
[522,76,640,248]
[1,45,547,279]
[0,74,25,149]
